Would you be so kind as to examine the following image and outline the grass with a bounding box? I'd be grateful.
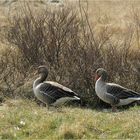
[0,1,140,139]
[0,99,140,139]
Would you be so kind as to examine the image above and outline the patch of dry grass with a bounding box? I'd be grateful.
[0,0,139,107]
[0,99,140,139]
[0,2,139,139]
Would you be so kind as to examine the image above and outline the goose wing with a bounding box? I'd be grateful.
[106,83,140,99]
[38,81,79,101]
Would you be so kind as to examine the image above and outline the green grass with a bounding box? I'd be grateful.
[0,99,140,139]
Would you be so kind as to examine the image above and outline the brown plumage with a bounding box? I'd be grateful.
[33,66,80,108]
[95,68,140,111]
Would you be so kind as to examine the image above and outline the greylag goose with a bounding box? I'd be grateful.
[33,66,80,108]
[95,68,140,111]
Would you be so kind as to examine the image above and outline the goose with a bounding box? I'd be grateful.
[33,66,81,109]
[95,68,140,111]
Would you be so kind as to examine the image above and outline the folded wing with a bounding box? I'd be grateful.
[38,81,80,102]
[106,83,140,99]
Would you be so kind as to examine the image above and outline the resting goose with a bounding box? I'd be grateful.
[33,66,81,108]
[95,68,140,111]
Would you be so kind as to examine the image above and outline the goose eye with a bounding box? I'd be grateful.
[38,68,42,73]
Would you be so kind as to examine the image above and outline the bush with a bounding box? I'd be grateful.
[1,3,140,108]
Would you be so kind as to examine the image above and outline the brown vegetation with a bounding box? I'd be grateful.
[0,1,139,108]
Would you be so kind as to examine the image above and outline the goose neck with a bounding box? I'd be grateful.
[33,73,47,88]
[96,77,106,86]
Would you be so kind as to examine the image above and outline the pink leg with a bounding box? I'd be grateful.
[112,106,117,112]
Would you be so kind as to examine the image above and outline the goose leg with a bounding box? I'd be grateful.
[111,105,117,112]
[45,104,50,110]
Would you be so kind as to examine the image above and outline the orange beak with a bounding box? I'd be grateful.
[95,74,99,81]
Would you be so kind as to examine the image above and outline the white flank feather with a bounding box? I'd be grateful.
[74,96,80,100]
[117,97,140,106]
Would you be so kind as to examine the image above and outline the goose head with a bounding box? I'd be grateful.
[38,65,48,80]
[95,68,108,81]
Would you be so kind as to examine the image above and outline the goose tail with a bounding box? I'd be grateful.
[118,97,140,106]
[74,96,80,100]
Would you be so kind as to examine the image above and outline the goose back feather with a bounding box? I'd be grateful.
[106,83,140,99]
[33,66,80,107]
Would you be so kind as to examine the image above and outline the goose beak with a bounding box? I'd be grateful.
[95,74,99,81]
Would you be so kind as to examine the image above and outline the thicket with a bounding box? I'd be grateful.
[0,3,140,107]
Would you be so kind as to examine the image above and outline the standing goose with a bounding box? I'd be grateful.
[33,66,81,108]
[95,68,140,111]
